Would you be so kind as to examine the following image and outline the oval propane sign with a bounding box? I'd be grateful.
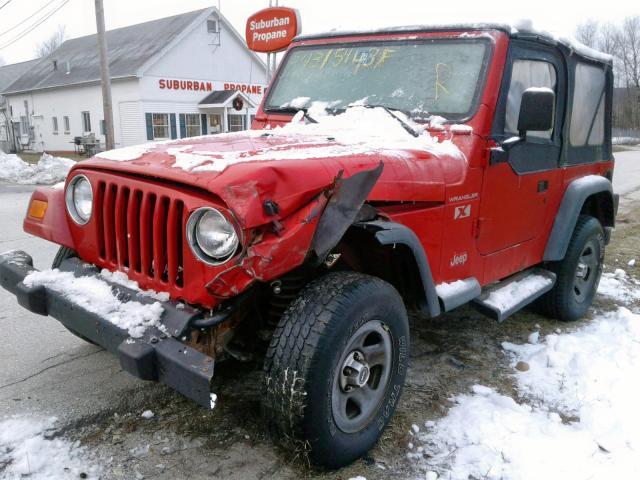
[246,6,301,53]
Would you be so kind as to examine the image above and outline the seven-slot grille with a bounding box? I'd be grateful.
[95,180,185,288]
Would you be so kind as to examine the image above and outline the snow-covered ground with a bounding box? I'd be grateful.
[409,269,640,480]
[0,151,73,185]
[0,417,99,479]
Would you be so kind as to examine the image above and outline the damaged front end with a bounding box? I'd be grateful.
[1,162,385,408]
[0,250,217,408]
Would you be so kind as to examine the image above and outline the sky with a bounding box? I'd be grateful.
[0,0,638,65]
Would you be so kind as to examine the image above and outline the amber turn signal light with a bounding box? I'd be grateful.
[28,199,48,220]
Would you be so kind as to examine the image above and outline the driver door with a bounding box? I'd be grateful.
[478,41,566,257]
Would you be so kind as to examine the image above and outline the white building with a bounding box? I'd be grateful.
[0,7,267,154]
[0,59,38,152]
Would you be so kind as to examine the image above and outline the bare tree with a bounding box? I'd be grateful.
[575,19,599,48]
[618,16,640,88]
[34,25,67,58]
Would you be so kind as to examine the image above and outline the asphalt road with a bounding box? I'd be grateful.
[0,149,639,478]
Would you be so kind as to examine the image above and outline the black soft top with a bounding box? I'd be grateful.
[294,23,613,66]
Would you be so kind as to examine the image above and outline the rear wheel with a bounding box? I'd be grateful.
[52,246,98,345]
[262,272,410,468]
[537,215,605,321]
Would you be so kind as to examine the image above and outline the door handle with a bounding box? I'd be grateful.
[537,180,549,193]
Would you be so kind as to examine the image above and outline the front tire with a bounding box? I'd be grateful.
[537,215,605,321]
[262,272,410,468]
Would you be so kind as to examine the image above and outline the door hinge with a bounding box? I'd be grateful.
[473,218,484,239]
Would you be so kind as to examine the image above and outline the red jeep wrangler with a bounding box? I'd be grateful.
[0,24,617,468]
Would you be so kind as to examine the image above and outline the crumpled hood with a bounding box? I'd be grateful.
[77,108,473,228]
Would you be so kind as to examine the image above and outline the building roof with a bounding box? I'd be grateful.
[2,8,210,95]
[199,90,236,105]
[0,59,40,94]
[199,90,256,108]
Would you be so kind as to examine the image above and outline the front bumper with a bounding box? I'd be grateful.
[0,250,216,409]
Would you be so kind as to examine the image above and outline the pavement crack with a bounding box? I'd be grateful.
[0,349,103,391]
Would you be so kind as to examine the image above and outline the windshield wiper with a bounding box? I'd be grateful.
[265,106,318,124]
[351,104,420,138]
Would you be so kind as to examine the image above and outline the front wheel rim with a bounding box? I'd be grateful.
[573,239,599,303]
[331,320,393,434]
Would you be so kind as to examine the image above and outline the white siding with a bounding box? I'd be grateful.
[4,79,140,152]
[119,101,145,146]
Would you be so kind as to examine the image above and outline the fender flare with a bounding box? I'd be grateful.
[543,175,615,262]
[356,220,441,318]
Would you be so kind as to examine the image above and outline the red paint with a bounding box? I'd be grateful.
[246,7,301,53]
[25,28,615,308]
[24,187,74,249]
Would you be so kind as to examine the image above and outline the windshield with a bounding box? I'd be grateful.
[265,38,491,120]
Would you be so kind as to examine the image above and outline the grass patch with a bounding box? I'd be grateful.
[17,152,83,164]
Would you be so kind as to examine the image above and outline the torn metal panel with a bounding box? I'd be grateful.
[311,162,384,261]
[206,194,327,298]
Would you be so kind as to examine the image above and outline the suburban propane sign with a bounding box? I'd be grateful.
[246,6,301,52]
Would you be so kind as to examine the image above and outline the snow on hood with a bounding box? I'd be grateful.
[95,106,465,174]
[0,151,74,185]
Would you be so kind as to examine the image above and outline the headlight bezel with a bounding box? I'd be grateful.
[65,174,93,225]
[186,207,241,266]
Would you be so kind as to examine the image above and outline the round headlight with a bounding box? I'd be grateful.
[65,175,93,224]
[187,207,239,265]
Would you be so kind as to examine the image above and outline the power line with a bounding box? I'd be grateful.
[0,0,59,39]
[0,0,14,12]
[0,0,69,51]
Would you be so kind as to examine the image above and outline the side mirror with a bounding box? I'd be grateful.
[517,87,555,136]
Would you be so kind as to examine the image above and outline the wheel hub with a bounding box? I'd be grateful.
[331,320,394,434]
[340,351,370,391]
[576,262,589,279]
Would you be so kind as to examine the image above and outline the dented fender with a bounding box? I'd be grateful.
[23,186,74,249]
[206,194,328,298]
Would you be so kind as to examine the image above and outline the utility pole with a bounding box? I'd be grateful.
[94,0,115,150]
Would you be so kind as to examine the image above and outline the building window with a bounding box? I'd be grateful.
[152,113,170,139]
[185,114,201,137]
[52,116,59,134]
[63,116,70,134]
[20,116,28,136]
[81,111,91,132]
[100,120,106,136]
[208,114,221,134]
[207,19,219,33]
[228,114,245,132]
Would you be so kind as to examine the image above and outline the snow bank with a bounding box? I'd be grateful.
[502,307,640,419]
[412,307,640,479]
[597,270,640,303]
[0,151,74,185]
[411,383,640,480]
[612,137,640,146]
[0,416,99,479]
[23,269,164,338]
